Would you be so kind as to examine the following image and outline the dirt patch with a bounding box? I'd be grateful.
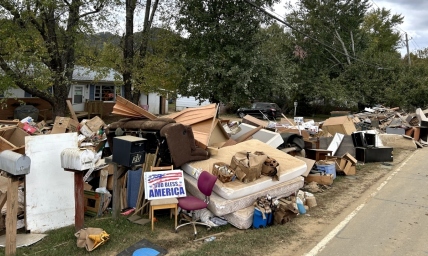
[161,149,415,256]
[269,148,414,255]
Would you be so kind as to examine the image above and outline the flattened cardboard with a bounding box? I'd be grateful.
[0,126,29,154]
[51,117,79,134]
[85,116,105,132]
[305,174,334,185]
[295,156,315,177]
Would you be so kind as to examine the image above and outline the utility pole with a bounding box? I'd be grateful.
[405,33,411,66]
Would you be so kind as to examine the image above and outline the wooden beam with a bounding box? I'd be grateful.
[66,100,78,122]
[74,172,84,232]
[6,175,19,256]
[112,164,127,219]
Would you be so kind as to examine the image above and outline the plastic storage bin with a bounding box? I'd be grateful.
[316,163,336,179]
[252,207,272,229]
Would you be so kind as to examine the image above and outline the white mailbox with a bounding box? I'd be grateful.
[0,150,31,175]
[61,148,96,171]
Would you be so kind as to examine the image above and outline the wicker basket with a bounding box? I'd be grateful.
[212,162,235,183]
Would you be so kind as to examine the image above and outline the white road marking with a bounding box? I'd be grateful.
[304,152,415,256]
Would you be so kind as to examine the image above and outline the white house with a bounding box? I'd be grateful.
[0,66,169,120]
[175,95,210,111]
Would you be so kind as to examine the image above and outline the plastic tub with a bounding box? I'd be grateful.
[316,163,336,179]
[253,207,272,229]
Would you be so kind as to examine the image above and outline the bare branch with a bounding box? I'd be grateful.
[335,30,351,65]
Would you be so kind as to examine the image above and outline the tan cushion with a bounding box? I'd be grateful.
[150,198,178,206]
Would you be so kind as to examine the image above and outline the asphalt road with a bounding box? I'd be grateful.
[307,147,428,256]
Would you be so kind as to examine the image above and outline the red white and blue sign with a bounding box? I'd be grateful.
[144,170,186,200]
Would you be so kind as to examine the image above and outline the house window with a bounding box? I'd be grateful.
[74,86,83,104]
[94,85,115,101]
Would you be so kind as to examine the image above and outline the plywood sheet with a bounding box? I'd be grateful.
[166,104,217,125]
[25,133,78,233]
[112,96,157,120]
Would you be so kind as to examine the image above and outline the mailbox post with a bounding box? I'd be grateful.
[60,148,96,232]
[0,150,31,256]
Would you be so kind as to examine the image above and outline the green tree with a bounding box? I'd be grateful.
[0,0,116,116]
[285,0,371,111]
[175,0,281,107]
[361,7,404,54]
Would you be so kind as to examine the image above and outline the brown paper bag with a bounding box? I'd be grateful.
[230,151,267,183]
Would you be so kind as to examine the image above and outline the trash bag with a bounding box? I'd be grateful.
[278,133,305,151]
[14,105,39,121]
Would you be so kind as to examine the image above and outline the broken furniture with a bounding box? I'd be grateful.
[355,146,393,163]
[230,123,284,148]
[106,118,209,168]
[0,150,31,256]
[305,149,332,161]
[351,132,393,163]
[105,156,127,219]
[149,166,178,231]
[176,171,217,237]
[66,100,104,121]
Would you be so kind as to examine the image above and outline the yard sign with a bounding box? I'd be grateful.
[144,170,186,200]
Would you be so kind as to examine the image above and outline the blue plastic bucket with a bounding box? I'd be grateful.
[316,164,336,179]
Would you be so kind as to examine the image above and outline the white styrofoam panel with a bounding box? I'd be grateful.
[327,133,344,156]
[230,123,284,148]
[25,133,78,233]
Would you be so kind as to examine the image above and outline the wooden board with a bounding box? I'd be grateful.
[112,96,157,120]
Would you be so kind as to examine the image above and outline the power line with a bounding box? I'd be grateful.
[244,0,385,69]
[411,38,420,52]
[370,0,406,33]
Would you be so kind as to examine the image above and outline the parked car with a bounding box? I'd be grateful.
[236,102,282,119]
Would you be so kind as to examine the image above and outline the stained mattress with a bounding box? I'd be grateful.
[182,139,307,200]
[184,172,304,216]
[223,206,254,230]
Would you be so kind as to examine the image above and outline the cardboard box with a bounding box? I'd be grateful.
[84,190,104,217]
[295,156,316,177]
[325,155,355,175]
[321,116,356,135]
[107,175,113,190]
[342,161,356,175]
[84,182,93,191]
[0,126,29,154]
[107,163,115,175]
[51,117,79,134]
[80,116,105,137]
[304,173,334,185]
[342,153,358,165]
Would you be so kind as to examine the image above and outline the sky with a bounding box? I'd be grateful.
[272,0,428,56]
